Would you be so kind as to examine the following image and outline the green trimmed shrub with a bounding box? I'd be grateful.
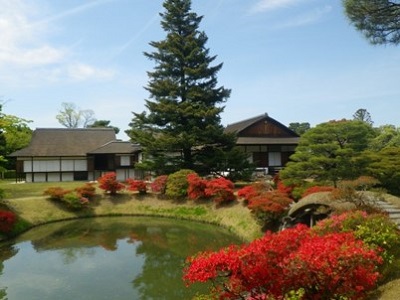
[165,169,196,199]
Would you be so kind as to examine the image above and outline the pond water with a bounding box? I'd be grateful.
[0,217,243,300]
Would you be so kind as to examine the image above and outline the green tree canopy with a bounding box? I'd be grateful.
[366,147,400,195]
[126,0,240,175]
[368,124,400,151]
[280,119,376,187]
[0,104,33,170]
[288,122,311,135]
[343,0,400,45]
[87,120,120,134]
[352,108,374,126]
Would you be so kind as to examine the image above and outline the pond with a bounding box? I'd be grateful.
[0,217,243,300]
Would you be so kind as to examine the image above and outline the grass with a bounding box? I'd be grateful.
[0,180,262,242]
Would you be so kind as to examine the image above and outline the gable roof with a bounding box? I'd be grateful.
[88,141,141,154]
[225,113,300,145]
[9,128,117,157]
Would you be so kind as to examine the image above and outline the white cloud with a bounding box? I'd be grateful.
[0,0,115,83]
[249,0,308,14]
[67,63,116,81]
[275,5,332,29]
[0,0,66,66]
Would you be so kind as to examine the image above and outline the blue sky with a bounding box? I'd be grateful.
[1,0,400,140]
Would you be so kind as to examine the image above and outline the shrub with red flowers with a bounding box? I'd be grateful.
[274,174,294,197]
[97,172,125,195]
[183,224,382,300]
[187,174,235,205]
[313,210,400,281]
[75,183,96,199]
[126,178,147,194]
[0,210,17,234]
[44,185,91,210]
[247,190,293,229]
[301,185,336,198]
[150,175,168,194]
[43,186,71,201]
[237,182,273,203]
[187,173,207,200]
[204,177,235,205]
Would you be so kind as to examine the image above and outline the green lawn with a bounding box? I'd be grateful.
[0,180,262,242]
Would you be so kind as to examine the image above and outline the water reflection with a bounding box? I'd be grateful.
[0,217,242,300]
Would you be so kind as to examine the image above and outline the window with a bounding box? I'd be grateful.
[268,152,281,166]
[120,156,130,166]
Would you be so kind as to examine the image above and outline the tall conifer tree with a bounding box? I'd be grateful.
[127,0,239,174]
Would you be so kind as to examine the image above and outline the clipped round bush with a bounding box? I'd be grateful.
[165,169,196,199]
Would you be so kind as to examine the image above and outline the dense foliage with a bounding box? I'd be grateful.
[187,173,235,205]
[280,119,375,187]
[165,169,195,199]
[184,224,382,299]
[0,210,17,233]
[97,172,125,195]
[43,184,93,210]
[126,178,148,194]
[150,175,168,194]
[343,0,400,45]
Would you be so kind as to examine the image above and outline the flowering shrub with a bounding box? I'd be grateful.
[150,175,168,194]
[237,182,273,203]
[204,177,235,205]
[62,192,90,210]
[43,187,71,201]
[97,172,125,195]
[274,174,294,196]
[301,185,335,198]
[44,186,90,210]
[0,210,17,233]
[126,178,147,194]
[187,174,235,205]
[313,210,400,280]
[75,183,96,199]
[187,173,207,200]
[247,191,293,229]
[183,224,382,300]
[165,169,195,199]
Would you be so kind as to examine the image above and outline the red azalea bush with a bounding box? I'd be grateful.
[75,183,96,199]
[247,190,293,229]
[150,175,168,194]
[43,187,71,201]
[274,174,294,196]
[187,173,207,200]
[204,177,235,205]
[183,224,382,300]
[313,210,400,280]
[97,172,125,195]
[237,182,273,203]
[0,210,17,233]
[126,178,147,194]
[301,185,336,198]
[44,186,91,210]
[187,174,235,205]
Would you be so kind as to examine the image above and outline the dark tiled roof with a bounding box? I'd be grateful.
[9,128,117,157]
[236,137,300,145]
[88,141,141,154]
[225,113,299,137]
[225,114,266,133]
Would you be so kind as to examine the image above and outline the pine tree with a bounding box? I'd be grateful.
[127,0,239,175]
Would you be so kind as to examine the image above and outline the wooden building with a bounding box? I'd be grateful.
[9,128,142,182]
[225,113,299,175]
